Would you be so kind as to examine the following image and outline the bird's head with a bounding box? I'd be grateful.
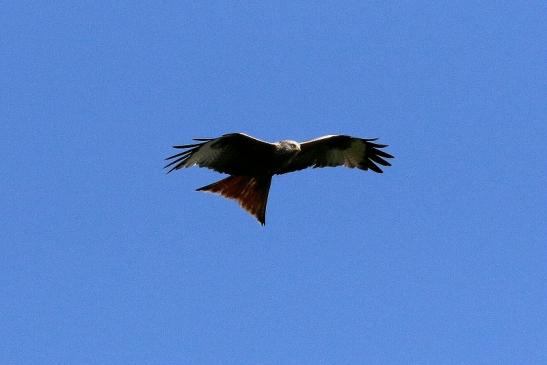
[277,140,301,154]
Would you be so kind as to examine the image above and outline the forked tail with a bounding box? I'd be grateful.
[196,175,273,225]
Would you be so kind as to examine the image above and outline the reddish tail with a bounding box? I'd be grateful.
[196,175,272,225]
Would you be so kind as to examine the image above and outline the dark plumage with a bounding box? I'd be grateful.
[165,133,393,224]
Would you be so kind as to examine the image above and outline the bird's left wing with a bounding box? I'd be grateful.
[276,135,394,174]
[164,133,277,175]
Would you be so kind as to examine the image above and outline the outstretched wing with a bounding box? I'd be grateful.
[276,135,394,174]
[164,133,277,175]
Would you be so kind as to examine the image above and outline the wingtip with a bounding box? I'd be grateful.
[164,165,178,174]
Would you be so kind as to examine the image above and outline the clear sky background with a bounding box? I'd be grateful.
[3,1,546,364]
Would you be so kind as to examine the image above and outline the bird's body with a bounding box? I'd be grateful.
[165,133,393,225]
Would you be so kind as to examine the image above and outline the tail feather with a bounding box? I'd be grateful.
[197,175,272,225]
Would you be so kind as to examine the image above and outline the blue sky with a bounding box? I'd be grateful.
[3,1,546,364]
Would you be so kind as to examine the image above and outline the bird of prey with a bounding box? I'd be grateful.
[165,133,393,225]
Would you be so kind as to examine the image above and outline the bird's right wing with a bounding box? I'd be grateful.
[277,135,393,174]
[164,133,277,175]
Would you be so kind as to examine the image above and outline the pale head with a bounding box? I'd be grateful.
[276,140,301,154]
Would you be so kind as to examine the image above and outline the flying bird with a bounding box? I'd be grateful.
[165,133,393,225]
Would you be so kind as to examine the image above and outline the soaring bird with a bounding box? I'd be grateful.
[165,133,393,225]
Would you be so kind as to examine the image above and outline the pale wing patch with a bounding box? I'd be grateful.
[183,141,222,168]
[323,140,365,168]
[343,140,366,167]
[323,149,345,166]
